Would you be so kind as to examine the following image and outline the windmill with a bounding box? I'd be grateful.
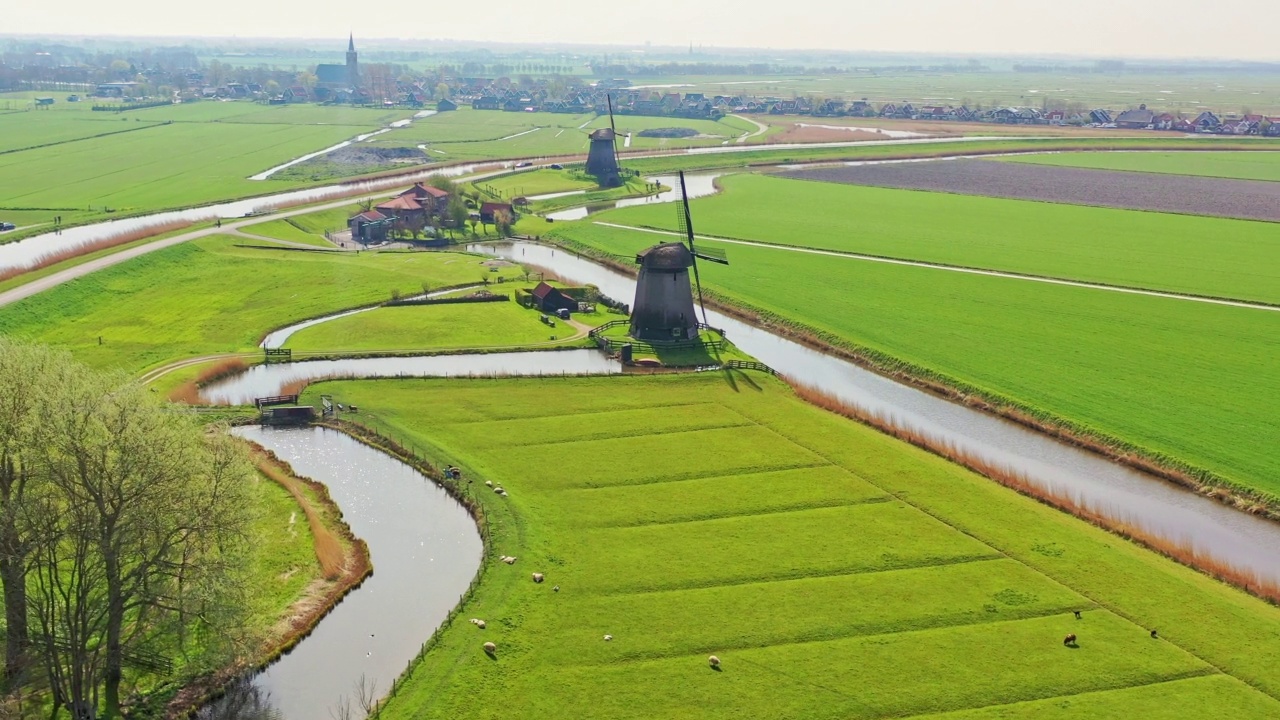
[628,171,728,341]
[584,94,622,187]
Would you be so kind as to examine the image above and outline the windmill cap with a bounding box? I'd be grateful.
[589,128,616,141]
[637,242,693,270]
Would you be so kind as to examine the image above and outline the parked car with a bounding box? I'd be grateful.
[514,161,533,168]
[0,222,15,232]
[548,163,564,170]
[556,308,571,320]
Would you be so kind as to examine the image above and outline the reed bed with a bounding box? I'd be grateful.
[790,381,1280,605]
[0,219,194,284]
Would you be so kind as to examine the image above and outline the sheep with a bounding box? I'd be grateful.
[708,655,721,669]
[1073,610,1082,620]
[493,486,504,494]
[1063,633,1077,647]
[483,641,496,655]
[603,634,613,641]
[502,556,517,565]
[468,619,487,629]
[1150,629,1158,639]
[532,572,545,583]
[485,480,493,487]
[552,585,560,593]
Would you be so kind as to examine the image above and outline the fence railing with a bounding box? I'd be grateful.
[264,348,292,363]
[254,394,299,409]
[722,360,777,375]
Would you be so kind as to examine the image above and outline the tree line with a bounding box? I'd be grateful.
[0,339,255,719]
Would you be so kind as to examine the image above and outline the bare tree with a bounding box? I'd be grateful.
[34,376,254,718]
[0,340,83,687]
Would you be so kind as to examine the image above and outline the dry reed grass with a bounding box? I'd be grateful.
[165,443,372,720]
[789,381,1280,605]
[252,451,345,579]
[195,357,248,386]
[0,219,193,284]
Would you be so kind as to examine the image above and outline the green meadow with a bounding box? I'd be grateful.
[372,107,757,161]
[0,97,412,236]
[595,173,1280,303]
[551,221,1280,497]
[1004,150,1280,182]
[285,300,580,354]
[310,373,1280,719]
[0,236,523,372]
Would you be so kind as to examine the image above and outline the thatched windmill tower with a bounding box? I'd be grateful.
[629,172,728,340]
[584,95,621,187]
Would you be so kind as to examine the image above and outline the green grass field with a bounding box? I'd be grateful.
[0,236,524,372]
[593,173,1280,304]
[0,98,413,236]
[285,300,578,353]
[1003,151,1280,182]
[238,218,338,247]
[551,221,1280,498]
[310,373,1280,718]
[474,169,599,198]
[372,107,755,162]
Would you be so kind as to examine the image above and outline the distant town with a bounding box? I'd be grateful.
[4,37,1278,135]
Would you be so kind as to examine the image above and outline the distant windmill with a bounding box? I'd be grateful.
[629,171,728,341]
[585,94,622,187]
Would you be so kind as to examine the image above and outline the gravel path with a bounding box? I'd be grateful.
[780,159,1280,222]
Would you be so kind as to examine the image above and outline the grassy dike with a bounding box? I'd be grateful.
[304,373,1280,719]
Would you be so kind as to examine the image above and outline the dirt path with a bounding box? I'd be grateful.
[227,228,346,252]
[593,221,1280,314]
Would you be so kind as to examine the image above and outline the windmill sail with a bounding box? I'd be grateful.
[607,94,620,171]
[677,170,728,327]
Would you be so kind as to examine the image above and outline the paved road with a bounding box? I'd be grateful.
[593,221,1280,314]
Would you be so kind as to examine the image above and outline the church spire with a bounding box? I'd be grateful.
[348,33,355,53]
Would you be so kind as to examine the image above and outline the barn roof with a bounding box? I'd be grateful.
[531,281,559,300]
[637,242,693,270]
[351,210,387,222]
[376,196,422,211]
[398,182,451,200]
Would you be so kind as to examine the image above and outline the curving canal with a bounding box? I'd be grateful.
[209,426,482,720]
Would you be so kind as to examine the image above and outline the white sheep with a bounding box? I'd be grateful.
[603,634,613,641]
[532,572,544,583]
[501,556,517,565]
[483,641,496,654]
[476,620,486,629]
[485,481,493,487]
[708,655,720,668]
[493,486,504,494]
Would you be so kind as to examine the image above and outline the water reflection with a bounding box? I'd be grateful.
[546,172,724,221]
[201,349,621,404]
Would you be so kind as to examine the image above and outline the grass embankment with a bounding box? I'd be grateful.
[595,173,1280,304]
[1003,150,1280,182]
[548,221,1280,501]
[0,235,525,373]
[241,203,364,248]
[310,374,1280,719]
[285,299,594,355]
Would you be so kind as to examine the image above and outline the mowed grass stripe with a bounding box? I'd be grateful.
[572,502,1000,594]
[487,424,827,490]
[532,558,1086,665]
[555,465,888,528]
[530,613,1210,719]
[906,673,1280,719]
[434,403,754,449]
[586,172,1280,304]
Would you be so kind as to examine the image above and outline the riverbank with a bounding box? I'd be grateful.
[162,446,372,719]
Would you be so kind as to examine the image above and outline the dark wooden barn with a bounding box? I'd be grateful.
[531,282,576,313]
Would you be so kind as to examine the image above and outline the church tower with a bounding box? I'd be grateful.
[346,34,359,88]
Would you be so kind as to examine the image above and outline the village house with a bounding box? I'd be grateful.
[480,201,515,225]
[1114,104,1156,129]
[348,210,392,244]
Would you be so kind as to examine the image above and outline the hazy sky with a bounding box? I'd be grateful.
[7,0,1278,61]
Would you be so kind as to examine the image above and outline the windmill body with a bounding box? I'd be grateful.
[585,128,621,186]
[629,243,699,341]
